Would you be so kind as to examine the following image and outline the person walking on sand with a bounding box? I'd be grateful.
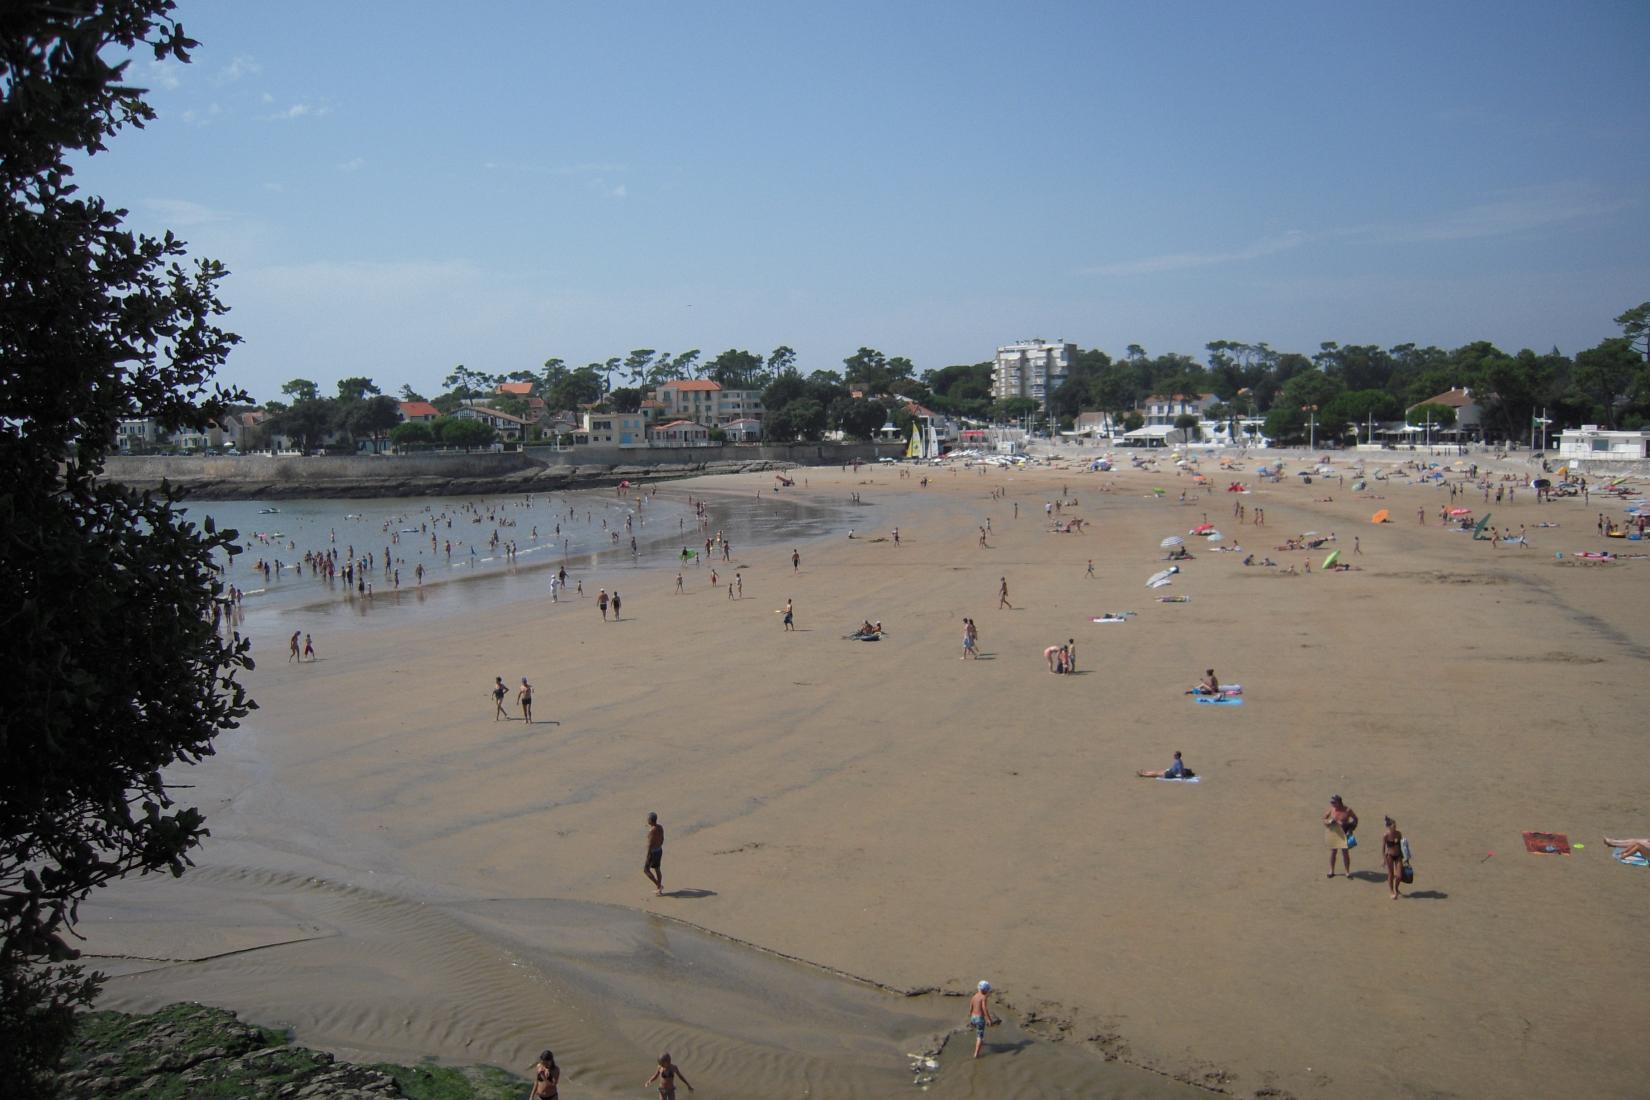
[529,1049,559,1099]
[1325,795,1359,877]
[492,676,509,721]
[675,570,684,593]
[289,630,301,662]
[792,548,800,573]
[1044,644,1062,673]
[1065,638,1077,672]
[645,1052,693,1097]
[998,576,1013,609]
[1382,815,1405,900]
[303,633,315,661]
[611,590,621,620]
[518,678,533,724]
[961,618,977,659]
[1086,559,1095,579]
[597,588,609,620]
[782,597,795,631]
[969,981,998,1058]
[643,812,665,895]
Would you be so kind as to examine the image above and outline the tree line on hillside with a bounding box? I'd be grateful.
[264,304,1649,450]
[1047,307,1649,445]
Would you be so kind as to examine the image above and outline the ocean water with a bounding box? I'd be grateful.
[187,482,865,623]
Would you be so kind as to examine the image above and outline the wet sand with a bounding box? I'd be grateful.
[80,454,1649,1098]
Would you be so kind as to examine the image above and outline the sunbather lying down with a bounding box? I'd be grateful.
[1604,837,1650,859]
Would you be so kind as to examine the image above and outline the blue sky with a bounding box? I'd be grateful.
[80,1,1650,402]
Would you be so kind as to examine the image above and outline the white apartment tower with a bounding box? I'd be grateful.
[993,339,1076,411]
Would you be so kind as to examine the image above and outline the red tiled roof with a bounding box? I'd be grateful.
[660,380,722,392]
[640,398,665,408]
[399,401,440,418]
[495,381,534,396]
[655,419,705,430]
[1416,388,1476,408]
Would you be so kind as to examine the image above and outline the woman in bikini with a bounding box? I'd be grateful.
[645,1052,693,1098]
[529,1049,559,1099]
[1382,816,1405,899]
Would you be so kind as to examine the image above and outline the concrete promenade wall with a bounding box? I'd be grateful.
[101,442,903,500]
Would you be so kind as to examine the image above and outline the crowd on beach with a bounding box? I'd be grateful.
[261,448,1647,1090]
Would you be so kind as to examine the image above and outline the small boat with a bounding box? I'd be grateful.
[257,507,280,514]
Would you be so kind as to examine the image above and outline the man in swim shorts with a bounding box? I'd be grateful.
[643,812,665,895]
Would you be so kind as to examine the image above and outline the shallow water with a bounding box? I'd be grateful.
[195,483,873,623]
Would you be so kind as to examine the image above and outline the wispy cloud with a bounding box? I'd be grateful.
[1080,184,1626,277]
[141,198,233,227]
[1364,184,1626,244]
[178,102,223,127]
[482,159,628,177]
[337,157,366,173]
[1079,231,1307,277]
[263,100,330,121]
[140,58,182,91]
[216,55,262,84]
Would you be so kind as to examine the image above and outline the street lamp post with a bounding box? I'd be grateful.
[1302,405,1319,451]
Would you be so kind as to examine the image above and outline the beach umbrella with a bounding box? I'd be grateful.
[1448,508,1472,516]
[1322,549,1341,569]
[1205,530,1223,541]
[1371,509,1390,524]
[1531,479,1551,489]
[1190,523,1214,534]
[1160,535,1185,548]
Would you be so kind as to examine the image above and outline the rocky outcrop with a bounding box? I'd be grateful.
[59,1003,521,1099]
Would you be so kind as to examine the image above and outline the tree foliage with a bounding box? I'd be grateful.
[0,3,255,1092]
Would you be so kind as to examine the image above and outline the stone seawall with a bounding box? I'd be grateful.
[102,443,899,500]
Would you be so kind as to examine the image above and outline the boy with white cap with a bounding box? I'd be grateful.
[968,980,998,1058]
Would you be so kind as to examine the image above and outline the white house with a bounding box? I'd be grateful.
[651,419,712,446]
[453,405,528,442]
[720,417,763,442]
[1557,425,1650,462]
[1143,393,1218,427]
[1406,388,1482,436]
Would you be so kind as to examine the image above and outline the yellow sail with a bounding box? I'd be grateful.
[906,422,921,459]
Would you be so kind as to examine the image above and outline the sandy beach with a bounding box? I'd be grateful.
[79,451,1650,1098]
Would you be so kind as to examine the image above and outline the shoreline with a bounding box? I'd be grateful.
[76,458,1650,1098]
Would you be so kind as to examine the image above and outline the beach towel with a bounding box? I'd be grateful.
[1326,823,1350,850]
[1612,847,1649,867]
[1090,616,1130,623]
[1522,831,1570,855]
[1154,775,1201,783]
[1194,695,1243,706]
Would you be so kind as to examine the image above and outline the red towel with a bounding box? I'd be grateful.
[1522,831,1570,855]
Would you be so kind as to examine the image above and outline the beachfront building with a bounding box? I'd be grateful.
[1556,425,1650,463]
[652,379,764,428]
[1074,410,1125,437]
[1406,387,1482,439]
[903,401,961,445]
[1143,393,1218,427]
[992,339,1076,412]
[1120,424,1189,448]
[116,417,163,453]
[579,410,648,447]
[720,417,763,442]
[494,381,534,399]
[452,405,529,442]
[651,419,712,446]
